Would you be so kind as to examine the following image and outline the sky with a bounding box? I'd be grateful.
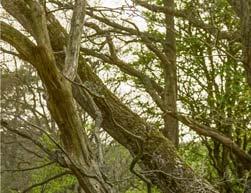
[1,0,198,143]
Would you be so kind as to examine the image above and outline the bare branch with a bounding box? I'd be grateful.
[2,162,54,173]
[0,21,36,64]
[134,0,240,41]
[164,111,251,169]
[22,171,72,193]
[0,120,52,156]
[63,0,86,80]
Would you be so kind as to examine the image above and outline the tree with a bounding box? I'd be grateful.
[1,0,250,193]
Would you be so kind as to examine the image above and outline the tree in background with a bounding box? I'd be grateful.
[1,0,251,193]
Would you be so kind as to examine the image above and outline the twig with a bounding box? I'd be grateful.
[0,120,52,156]
[2,161,54,173]
[22,171,71,193]
[130,141,152,193]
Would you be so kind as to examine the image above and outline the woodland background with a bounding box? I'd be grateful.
[1,0,251,193]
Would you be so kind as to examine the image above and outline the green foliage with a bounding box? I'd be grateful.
[2,0,250,193]
[179,142,218,178]
[31,164,76,193]
[40,133,57,150]
[29,134,76,193]
[179,140,249,193]
[125,181,160,193]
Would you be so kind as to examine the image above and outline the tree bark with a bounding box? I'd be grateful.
[162,0,179,147]
[228,0,251,87]
[1,1,113,193]
[2,1,219,192]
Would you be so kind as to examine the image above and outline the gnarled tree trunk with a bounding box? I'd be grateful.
[1,1,219,193]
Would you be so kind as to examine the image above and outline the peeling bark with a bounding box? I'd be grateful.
[1,1,113,192]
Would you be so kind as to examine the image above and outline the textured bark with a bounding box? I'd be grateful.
[162,0,179,147]
[1,1,112,193]
[63,0,86,80]
[1,1,220,193]
[241,0,251,88]
[75,55,218,193]
[228,0,251,87]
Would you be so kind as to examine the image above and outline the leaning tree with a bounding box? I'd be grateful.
[1,0,251,193]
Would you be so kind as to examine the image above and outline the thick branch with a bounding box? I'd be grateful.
[228,0,251,87]
[2,1,114,192]
[63,0,86,80]
[165,112,251,170]
[0,21,36,64]
[2,1,219,192]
